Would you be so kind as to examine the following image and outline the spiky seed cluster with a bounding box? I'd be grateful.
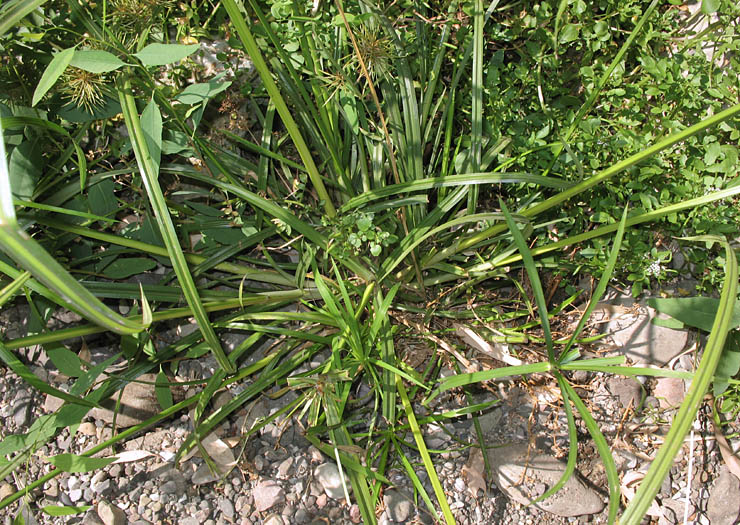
[353,25,391,81]
[61,67,106,112]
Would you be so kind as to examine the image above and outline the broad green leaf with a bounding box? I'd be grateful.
[701,0,720,14]
[155,370,173,410]
[88,178,118,218]
[133,43,199,67]
[46,345,84,377]
[714,331,740,395]
[102,258,157,279]
[176,79,232,105]
[141,99,162,171]
[559,23,579,43]
[647,297,740,333]
[70,49,126,73]
[57,97,122,122]
[40,505,91,516]
[8,139,42,199]
[47,453,116,473]
[32,46,75,106]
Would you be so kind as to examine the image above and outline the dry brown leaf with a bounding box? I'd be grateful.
[621,471,662,517]
[713,417,740,481]
[111,450,154,464]
[180,431,237,472]
[462,446,487,497]
[454,324,522,366]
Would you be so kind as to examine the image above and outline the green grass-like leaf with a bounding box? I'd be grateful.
[118,76,234,373]
[621,237,738,524]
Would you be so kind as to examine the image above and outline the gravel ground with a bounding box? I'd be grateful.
[0,288,737,525]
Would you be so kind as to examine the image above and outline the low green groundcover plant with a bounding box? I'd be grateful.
[0,0,739,523]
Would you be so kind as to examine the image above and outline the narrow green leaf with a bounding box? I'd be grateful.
[118,75,234,373]
[133,43,199,67]
[32,47,75,106]
[141,98,163,171]
[70,49,126,73]
[560,206,629,362]
[155,370,173,410]
[40,505,91,517]
[0,0,49,37]
[222,0,336,218]
[0,270,30,308]
[468,0,483,213]
[46,453,116,473]
[562,379,620,524]
[102,258,157,279]
[397,377,455,525]
[622,238,738,525]
[500,199,554,362]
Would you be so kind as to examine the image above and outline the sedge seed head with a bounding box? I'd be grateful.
[61,67,106,112]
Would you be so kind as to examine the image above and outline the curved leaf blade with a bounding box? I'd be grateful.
[32,46,75,106]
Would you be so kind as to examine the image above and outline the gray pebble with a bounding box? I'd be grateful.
[263,515,283,525]
[253,480,285,512]
[218,497,235,519]
[384,489,413,522]
[315,463,347,500]
[293,508,310,524]
[12,390,32,428]
[69,488,83,502]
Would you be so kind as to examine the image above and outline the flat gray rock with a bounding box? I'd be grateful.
[707,466,740,525]
[606,377,643,408]
[384,488,413,522]
[653,377,686,409]
[90,374,183,428]
[315,462,348,500]
[97,501,126,525]
[253,480,285,512]
[488,444,604,517]
[593,303,688,366]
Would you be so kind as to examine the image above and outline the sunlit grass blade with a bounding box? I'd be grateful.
[341,172,572,212]
[528,372,578,505]
[487,184,740,270]
[424,362,551,405]
[468,0,483,213]
[621,236,738,525]
[222,0,336,218]
[396,376,455,525]
[559,378,619,524]
[393,437,438,519]
[0,270,30,307]
[559,206,629,363]
[118,78,234,373]
[0,0,49,36]
[500,199,554,362]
